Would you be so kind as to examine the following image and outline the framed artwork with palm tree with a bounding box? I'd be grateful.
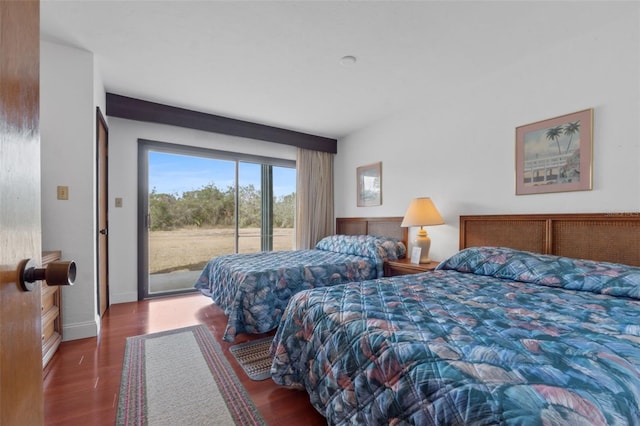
[515,108,593,195]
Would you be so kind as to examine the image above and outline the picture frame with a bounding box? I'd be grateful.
[515,108,593,195]
[410,247,422,264]
[356,162,382,207]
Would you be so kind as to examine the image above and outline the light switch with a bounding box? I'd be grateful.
[57,186,69,200]
[115,197,123,208]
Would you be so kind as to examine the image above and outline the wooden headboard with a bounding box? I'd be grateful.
[336,217,408,247]
[460,213,640,267]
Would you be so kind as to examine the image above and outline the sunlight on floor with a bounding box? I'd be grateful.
[145,294,212,334]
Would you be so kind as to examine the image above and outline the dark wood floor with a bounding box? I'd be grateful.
[43,293,325,425]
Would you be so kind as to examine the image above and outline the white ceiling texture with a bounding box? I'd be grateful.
[40,0,624,139]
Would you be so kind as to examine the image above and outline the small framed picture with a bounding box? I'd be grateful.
[410,247,422,264]
[356,162,382,207]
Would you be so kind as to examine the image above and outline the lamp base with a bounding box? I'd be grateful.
[413,227,432,263]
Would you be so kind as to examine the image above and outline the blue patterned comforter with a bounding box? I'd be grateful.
[194,235,405,341]
[271,247,640,425]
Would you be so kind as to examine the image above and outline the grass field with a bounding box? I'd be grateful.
[149,227,295,274]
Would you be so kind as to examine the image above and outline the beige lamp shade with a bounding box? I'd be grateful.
[401,197,444,263]
[401,197,444,227]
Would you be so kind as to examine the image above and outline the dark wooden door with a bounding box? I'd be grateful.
[97,107,110,316]
[0,1,44,424]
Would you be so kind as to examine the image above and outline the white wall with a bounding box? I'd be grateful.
[107,118,297,303]
[41,3,640,330]
[335,7,640,263]
[41,40,104,340]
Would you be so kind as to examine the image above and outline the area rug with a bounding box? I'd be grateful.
[116,324,266,425]
[229,337,274,381]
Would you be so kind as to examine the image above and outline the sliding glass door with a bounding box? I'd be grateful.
[272,166,296,251]
[138,140,295,299]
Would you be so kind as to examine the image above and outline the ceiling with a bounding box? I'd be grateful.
[40,1,627,139]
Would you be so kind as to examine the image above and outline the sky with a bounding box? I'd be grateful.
[148,151,296,198]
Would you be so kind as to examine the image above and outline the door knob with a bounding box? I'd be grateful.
[99,228,108,235]
[18,258,77,291]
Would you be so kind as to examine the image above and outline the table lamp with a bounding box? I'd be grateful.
[401,197,444,263]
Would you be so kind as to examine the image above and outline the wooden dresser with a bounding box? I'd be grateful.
[42,250,62,368]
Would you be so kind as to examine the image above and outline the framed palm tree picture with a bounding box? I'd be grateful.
[515,108,593,195]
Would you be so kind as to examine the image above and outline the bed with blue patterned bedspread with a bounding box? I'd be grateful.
[270,246,640,425]
[194,234,405,342]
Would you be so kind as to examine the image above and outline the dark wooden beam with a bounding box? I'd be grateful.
[106,93,337,153]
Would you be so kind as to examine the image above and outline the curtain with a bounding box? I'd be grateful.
[295,148,334,249]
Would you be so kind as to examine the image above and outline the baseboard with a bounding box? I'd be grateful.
[62,320,99,341]
[110,291,138,304]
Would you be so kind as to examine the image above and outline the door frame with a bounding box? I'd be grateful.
[96,107,110,315]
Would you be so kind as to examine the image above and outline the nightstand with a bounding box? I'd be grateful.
[384,258,440,277]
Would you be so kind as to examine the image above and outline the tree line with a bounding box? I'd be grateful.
[149,183,295,231]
